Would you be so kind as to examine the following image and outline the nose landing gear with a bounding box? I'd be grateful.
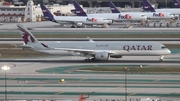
[159,55,164,61]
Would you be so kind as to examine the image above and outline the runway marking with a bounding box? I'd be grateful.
[55,92,62,95]
[128,93,136,96]
[94,65,98,67]
[79,78,87,81]
[153,79,160,82]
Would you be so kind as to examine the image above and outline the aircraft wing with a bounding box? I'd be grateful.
[56,20,83,24]
[53,48,115,55]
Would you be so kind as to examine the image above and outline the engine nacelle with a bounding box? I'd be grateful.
[95,52,109,60]
[76,23,83,27]
[107,20,113,25]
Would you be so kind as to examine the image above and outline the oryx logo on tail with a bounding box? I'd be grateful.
[17,25,35,44]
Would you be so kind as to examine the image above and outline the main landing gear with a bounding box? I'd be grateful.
[84,58,95,62]
[159,55,164,62]
[71,25,76,28]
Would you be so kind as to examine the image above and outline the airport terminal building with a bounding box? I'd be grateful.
[0,0,178,22]
[12,0,176,8]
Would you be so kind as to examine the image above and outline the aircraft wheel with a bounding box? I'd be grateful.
[71,25,76,28]
[166,23,169,27]
[159,55,164,62]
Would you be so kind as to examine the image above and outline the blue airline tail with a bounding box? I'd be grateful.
[40,4,58,23]
[142,0,156,12]
[108,1,120,13]
[173,0,180,8]
[71,0,87,16]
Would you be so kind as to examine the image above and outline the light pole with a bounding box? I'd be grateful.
[18,78,27,101]
[123,67,129,101]
[1,66,10,101]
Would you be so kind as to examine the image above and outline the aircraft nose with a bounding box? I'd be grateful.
[167,49,171,54]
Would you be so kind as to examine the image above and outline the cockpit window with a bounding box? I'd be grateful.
[161,46,167,49]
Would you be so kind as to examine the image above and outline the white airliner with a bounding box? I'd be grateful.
[40,4,109,28]
[143,0,180,17]
[17,24,171,62]
[71,0,147,23]
[108,1,174,20]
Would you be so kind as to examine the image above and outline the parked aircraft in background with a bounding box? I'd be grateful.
[173,0,180,8]
[109,1,174,20]
[40,4,109,28]
[108,1,121,13]
[71,0,147,23]
[143,0,180,17]
[17,24,171,62]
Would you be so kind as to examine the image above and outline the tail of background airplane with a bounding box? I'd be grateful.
[71,0,87,16]
[173,0,180,8]
[108,1,121,13]
[17,24,49,49]
[142,0,156,12]
[40,4,58,23]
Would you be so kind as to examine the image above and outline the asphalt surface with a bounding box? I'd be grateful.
[0,21,180,100]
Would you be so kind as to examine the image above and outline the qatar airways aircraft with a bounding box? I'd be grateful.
[40,4,109,28]
[143,0,180,17]
[109,1,174,20]
[71,0,147,23]
[17,24,171,62]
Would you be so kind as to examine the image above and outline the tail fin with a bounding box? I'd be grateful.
[108,1,120,13]
[17,24,38,45]
[142,0,156,12]
[173,0,180,8]
[72,0,87,16]
[17,24,50,49]
[40,4,57,23]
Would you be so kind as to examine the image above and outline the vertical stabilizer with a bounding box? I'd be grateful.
[17,24,49,49]
[108,1,121,13]
[17,24,38,45]
[142,0,156,12]
[40,4,57,23]
[72,0,87,16]
[173,0,180,8]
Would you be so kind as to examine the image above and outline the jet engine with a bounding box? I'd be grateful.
[107,20,113,25]
[76,23,83,27]
[95,52,109,60]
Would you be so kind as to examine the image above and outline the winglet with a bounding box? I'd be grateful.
[108,1,121,13]
[142,0,156,12]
